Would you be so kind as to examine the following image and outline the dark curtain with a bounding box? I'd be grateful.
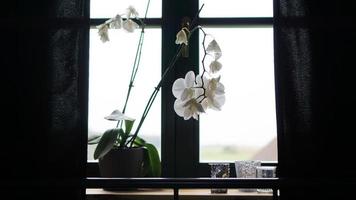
[275,0,356,199]
[1,0,88,199]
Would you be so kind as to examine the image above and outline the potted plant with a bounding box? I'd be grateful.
[88,110,160,178]
[88,3,226,179]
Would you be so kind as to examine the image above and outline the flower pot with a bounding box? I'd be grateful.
[98,147,145,178]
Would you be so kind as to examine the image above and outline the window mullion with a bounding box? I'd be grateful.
[161,0,199,177]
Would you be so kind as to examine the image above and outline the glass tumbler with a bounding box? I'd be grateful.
[210,163,230,193]
[235,160,261,192]
[256,166,276,193]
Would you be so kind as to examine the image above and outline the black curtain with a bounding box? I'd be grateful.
[275,0,356,199]
[1,0,88,199]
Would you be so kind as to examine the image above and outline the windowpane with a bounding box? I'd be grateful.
[199,27,277,162]
[88,28,162,161]
[199,0,273,17]
[90,0,162,18]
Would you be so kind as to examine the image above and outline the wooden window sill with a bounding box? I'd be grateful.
[86,188,273,200]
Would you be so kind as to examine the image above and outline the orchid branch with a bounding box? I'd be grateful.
[127,44,185,147]
[116,1,150,129]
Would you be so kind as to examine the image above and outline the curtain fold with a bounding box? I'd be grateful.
[275,0,356,199]
[1,0,88,199]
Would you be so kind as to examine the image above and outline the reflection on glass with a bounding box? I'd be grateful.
[199,0,273,17]
[88,28,162,161]
[91,0,162,18]
[199,27,277,162]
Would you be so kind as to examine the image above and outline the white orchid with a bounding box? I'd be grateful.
[174,98,205,120]
[197,76,226,111]
[108,14,122,29]
[172,71,206,120]
[126,5,139,18]
[97,24,110,42]
[209,60,222,74]
[122,19,139,32]
[172,71,198,101]
[175,28,189,45]
[206,39,222,60]
[122,6,140,32]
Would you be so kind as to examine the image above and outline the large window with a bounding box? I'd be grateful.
[88,0,277,176]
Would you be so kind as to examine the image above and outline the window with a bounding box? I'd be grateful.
[88,0,277,177]
[198,0,276,163]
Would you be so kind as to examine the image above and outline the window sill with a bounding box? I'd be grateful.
[86,188,273,200]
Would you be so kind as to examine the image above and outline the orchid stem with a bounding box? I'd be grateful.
[127,44,185,147]
[116,0,150,129]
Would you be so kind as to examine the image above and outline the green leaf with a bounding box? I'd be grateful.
[94,129,120,160]
[124,119,135,135]
[88,135,101,145]
[133,136,146,146]
[143,143,161,177]
[118,128,128,147]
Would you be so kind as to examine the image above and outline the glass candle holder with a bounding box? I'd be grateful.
[256,166,276,193]
[234,160,261,192]
[209,163,230,193]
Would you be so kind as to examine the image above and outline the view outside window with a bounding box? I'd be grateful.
[199,0,276,162]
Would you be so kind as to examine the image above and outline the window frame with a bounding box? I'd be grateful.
[87,0,277,177]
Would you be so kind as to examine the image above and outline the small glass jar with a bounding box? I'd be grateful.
[256,166,276,193]
[209,163,230,193]
[235,160,261,192]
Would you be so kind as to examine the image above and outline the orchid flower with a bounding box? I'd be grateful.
[97,24,110,42]
[195,75,224,111]
[174,98,205,120]
[209,60,223,74]
[126,5,139,18]
[121,6,140,32]
[172,71,206,120]
[123,19,139,32]
[172,71,199,101]
[199,76,226,111]
[206,39,222,60]
[175,28,189,45]
[109,14,122,29]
